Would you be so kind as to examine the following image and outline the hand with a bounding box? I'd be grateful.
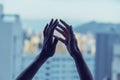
[54,19,81,58]
[41,19,59,58]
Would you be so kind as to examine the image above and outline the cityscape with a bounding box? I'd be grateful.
[0,2,120,80]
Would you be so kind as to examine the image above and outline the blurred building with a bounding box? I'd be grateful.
[95,32,120,80]
[21,26,95,80]
[23,29,96,55]
[21,53,95,80]
[0,4,23,80]
[23,31,43,54]
[74,21,120,80]
[24,35,40,54]
[112,42,120,80]
[75,33,96,54]
[53,32,96,54]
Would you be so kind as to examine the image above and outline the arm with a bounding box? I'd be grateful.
[54,19,93,80]
[16,51,50,80]
[73,51,93,80]
[16,19,59,80]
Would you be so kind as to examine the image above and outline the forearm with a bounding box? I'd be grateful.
[73,52,93,80]
[16,51,48,80]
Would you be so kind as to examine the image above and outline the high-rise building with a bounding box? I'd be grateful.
[95,32,120,80]
[0,5,23,80]
[112,41,120,80]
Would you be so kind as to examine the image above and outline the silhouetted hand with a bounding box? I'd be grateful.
[54,19,80,58]
[54,19,93,80]
[41,19,59,58]
[16,19,59,80]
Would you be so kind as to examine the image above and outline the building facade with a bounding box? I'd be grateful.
[112,40,120,80]
[21,52,95,80]
[95,32,120,80]
[0,5,23,80]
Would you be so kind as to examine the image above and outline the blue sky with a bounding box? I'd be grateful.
[0,0,120,23]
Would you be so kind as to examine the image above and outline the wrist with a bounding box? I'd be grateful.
[39,50,49,60]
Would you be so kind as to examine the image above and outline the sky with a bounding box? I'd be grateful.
[0,0,120,23]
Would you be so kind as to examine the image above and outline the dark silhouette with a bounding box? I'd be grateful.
[16,19,93,80]
[54,19,93,80]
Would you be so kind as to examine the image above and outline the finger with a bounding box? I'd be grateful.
[50,20,59,35]
[74,38,80,51]
[52,19,58,26]
[56,28,68,38]
[49,19,54,27]
[51,19,58,30]
[69,26,74,36]
[60,19,70,29]
[58,24,69,35]
[47,19,58,38]
[69,26,77,44]
[53,35,66,44]
[43,24,48,36]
